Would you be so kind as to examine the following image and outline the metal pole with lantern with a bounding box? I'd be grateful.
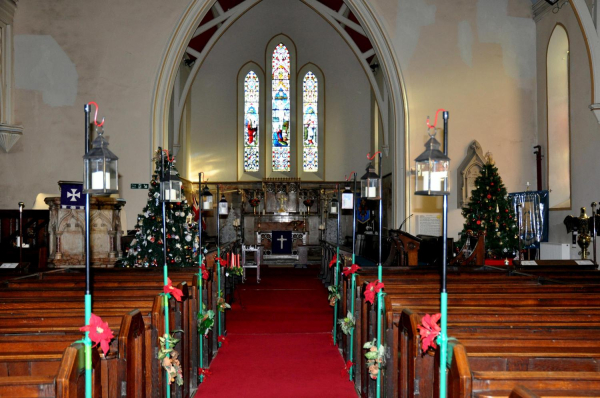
[330,185,340,345]
[415,110,450,398]
[216,186,228,344]
[159,149,183,397]
[361,152,383,398]
[83,102,119,398]
[342,173,357,380]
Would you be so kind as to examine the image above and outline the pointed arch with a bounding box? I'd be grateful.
[297,63,325,181]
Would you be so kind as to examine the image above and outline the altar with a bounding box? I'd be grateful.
[257,230,309,263]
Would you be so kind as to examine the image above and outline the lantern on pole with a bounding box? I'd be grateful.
[201,184,213,210]
[360,162,381,200]
[330,192,339,215]
[83,126,118,195]
[415,110,450,398]
[218,194,229,215]
[415,130,450,196]
[160,166,183,203]
[341,184,354,210]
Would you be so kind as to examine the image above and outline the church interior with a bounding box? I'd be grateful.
[2,0,600,397]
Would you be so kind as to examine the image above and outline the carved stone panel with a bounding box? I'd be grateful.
[457,140,485,208]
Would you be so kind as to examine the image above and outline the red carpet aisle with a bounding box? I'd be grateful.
[195,266,357,397]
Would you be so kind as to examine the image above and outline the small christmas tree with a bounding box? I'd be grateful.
[458,153,518,259]
[121,148,198,268]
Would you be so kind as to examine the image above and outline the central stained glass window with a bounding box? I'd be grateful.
[243,71,259,172]
[302,71,318,172]
[271,43,291,172]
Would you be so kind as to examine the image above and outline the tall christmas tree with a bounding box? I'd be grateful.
[458,154,519,259]
[121,148,198,268]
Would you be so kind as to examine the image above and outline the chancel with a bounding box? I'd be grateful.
[3,0,600,397]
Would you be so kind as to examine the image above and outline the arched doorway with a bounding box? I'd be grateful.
[150,0,408,226]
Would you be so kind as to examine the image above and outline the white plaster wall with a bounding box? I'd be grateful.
[535,4,600,250]
[370,0,538,240]
[2,0,189,229]
[188,0,371,182]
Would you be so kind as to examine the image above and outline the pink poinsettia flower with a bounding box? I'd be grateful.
[80,313,115,355]
[164,277,183,302]
[342,264,361,277]
[364,280,384,305]
[329,254,338,268]
[418,313,442,352]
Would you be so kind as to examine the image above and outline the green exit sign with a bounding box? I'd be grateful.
[130,183,149,189]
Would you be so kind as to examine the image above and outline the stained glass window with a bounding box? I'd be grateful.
[271,43,291,172]
[302,72,318,172]
[243,71,259,172]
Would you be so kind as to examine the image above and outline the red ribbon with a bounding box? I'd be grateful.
[329,254,337,269]
[87,101,105,127]
[218,336,228,345]
[426,109,447,130]
[198,368,212,377]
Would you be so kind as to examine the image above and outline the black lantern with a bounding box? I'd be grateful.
[161,168,183,202]
[360,162,381,200]
[330,193,339,215]
[83,127,118,195]
[341,185,354,210]
[201,185,213,210]
[218,194,228,215]
[414,131,450,196]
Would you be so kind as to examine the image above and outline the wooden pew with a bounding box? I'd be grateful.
[0,342,101,397]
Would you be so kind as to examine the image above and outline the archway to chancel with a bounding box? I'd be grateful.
[151,0,408,229]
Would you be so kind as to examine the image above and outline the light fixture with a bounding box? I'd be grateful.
[218,194,228,215]
[545,0,559,5]
[330,193,339,215]
[160,164,183,203]
[360,162,381,200]
[341,185,354,210]
[414,130,450,196]
[201,185,213,210]
[83,126,118,195]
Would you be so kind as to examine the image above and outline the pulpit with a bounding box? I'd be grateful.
[383,229,421,267]
[45,196,125,267]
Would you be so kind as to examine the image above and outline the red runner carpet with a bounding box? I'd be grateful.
[194,266,357,397]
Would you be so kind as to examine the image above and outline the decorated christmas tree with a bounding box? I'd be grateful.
[121,148,198,268]
[458,154,519,259]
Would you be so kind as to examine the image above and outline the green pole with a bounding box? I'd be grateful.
[84,294,92,398]
[198,173,204,382]
[349,172,357,381]
[161,154,171,397]
[439,111,450,398]
[217,185,222,346]
[376,153,383,398]
[439,292,448,398]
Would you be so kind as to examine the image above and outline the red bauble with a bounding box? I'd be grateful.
[476,220,481,225]
[487,194,492,199]
[491,183,494,186]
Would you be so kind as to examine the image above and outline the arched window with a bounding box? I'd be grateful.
[302,71,318,172]
[244,71,260,172]
[237,62,264,181]
[546,24,570,210]
[271,43,291,172]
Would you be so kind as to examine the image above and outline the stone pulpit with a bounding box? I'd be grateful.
[45,196,125,267]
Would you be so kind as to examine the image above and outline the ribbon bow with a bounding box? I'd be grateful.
[164,277,183,302]
[218,335,228,345]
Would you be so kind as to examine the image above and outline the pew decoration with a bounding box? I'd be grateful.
[338,311,355,335]
[364,280,385,305]
[163,277,184,301]
[79,313,115,355]
[328,285,341,306]
[200,263,210,280]
[342,263,361,276]
[158,333,184,386]
[218,336,228,345]
[342,360,354,377]
[198,368,212,378]
[198,304,215,338]
[217,295,231,312]
[363,339,386,380]
[418,313,442,353]
[329,254,337,268]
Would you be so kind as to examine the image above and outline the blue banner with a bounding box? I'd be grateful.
[60,182,85,209]
[272,231,292,255]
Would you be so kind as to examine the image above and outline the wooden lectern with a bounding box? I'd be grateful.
[383,229,421,267]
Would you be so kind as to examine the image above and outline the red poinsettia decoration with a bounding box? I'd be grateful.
[341,360,354,376]
[214,256,228,267]
[364,280,384,305]
[418,313,441,352]
[200,264,209,280]
[329,254,338,268]
[218,336,228,345]
[80,313,115,355]
[164,277,183,302]
[342,264,361,277]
